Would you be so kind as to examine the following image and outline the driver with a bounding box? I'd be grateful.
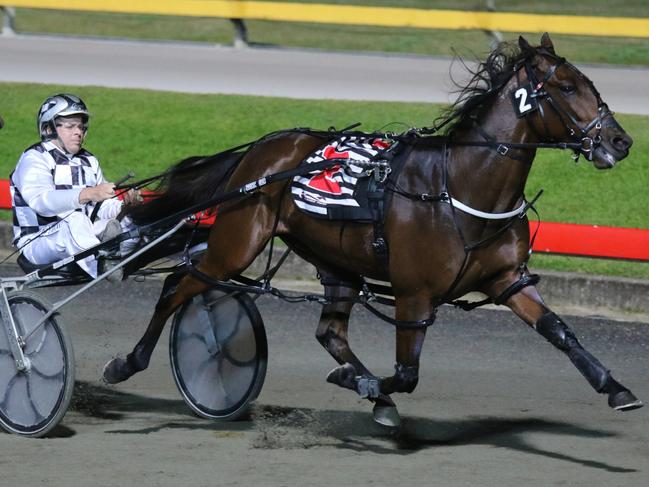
[10,93,140,278]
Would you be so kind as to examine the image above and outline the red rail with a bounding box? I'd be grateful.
[1,179,647,260]
[0,179,10,209]
[532,221,649,261]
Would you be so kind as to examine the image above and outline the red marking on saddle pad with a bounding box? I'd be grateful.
[306,165,343,194]
[372,139,392,149]
[323,145,350,160]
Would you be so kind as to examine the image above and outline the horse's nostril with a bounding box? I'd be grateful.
[612,135,632,151]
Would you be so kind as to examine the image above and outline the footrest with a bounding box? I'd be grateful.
[17,253,86,279]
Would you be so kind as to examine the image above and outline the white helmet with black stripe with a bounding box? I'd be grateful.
[37,93,89,140]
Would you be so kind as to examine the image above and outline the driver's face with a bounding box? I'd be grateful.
[53,115,87,154]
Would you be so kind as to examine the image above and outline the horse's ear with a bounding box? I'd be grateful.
[518,36,533,54]
[540,32,555,54]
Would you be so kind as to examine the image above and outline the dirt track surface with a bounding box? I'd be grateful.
[1,268,648,486]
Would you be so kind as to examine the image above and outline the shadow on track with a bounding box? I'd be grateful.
[63,382,636,473]
[70,381,187,420]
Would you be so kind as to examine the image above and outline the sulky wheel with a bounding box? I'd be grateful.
[0,290,75,437]
[169,289,267,421]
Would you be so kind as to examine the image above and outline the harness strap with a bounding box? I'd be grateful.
[368,182,389,266]
[184,257,437,329]
[448,138,582,153]
[493,273,540,305]
[451,273,540,310]
[360,300,437,329]
[473,125,532,163]
[387,186,543,223]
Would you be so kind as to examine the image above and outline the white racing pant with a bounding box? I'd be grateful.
[21,212,131,278]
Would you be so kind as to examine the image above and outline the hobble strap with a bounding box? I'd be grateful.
[493,274,540,305]
[452,273,540,311]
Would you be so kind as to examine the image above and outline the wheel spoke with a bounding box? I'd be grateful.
[25,374,47,423]
[191,357,231,406]
[177,330,210,347]
[30,363,65,380]
[221,349,257,368]
[0,371,19,407]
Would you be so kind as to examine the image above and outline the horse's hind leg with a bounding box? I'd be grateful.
[316,275,400,426]
[104,196,278,384]
[103,270,210,384]
[499,284,643,411]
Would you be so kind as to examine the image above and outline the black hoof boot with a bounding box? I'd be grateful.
[609,391,643,411]
[102,356,137,384]
[603,378,644,411]
[326,363,357,390]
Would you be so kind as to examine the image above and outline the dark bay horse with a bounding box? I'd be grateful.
[103,34,642,426]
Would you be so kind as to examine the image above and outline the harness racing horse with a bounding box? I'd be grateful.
[104,34,642,426]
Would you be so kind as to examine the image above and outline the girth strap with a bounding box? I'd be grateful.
[367,181,389,267]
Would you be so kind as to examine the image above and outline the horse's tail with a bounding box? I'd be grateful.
[126,150,243,225]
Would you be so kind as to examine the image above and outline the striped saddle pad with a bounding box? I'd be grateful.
[290,135,394,221]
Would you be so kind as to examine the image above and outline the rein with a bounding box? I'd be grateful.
[116,125,367,193]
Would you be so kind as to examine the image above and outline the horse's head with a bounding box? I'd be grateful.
[516,33,632,169]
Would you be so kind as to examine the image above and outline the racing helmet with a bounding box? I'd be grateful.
[37,93,89,140]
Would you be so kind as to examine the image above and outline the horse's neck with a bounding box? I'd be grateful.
[448,98,538,210]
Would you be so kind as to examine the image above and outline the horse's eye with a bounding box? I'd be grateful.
[560,85,576,94]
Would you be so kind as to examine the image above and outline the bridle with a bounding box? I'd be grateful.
[515,48,613,162]
[419,47,614,163]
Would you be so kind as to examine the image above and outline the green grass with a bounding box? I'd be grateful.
[1,82,648,278]
[5,1,649,66]
[528,254,649,280]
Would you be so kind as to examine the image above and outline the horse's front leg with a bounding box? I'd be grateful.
[337,293,432,426]
[501,284,643,411]
[103,271,210,383]
[377,295,432,397]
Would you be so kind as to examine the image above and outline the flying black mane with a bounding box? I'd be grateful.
[436,41,533,134]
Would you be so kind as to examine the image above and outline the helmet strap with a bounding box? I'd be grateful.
[55,136,72,155]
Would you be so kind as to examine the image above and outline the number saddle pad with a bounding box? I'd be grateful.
[290,135,395,221]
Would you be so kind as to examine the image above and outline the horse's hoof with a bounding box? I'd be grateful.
[373,402,401,428]
[326,363,357,390]
[102,357,133,384]
[609,390,644,411]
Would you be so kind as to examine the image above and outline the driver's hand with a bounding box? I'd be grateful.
[79,183,115,204]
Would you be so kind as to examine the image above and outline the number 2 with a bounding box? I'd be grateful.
[514,87,533,114]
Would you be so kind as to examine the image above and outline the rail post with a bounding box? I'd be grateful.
[230,18,248,48]
[484,0,502,48]
[2,7,16,36]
